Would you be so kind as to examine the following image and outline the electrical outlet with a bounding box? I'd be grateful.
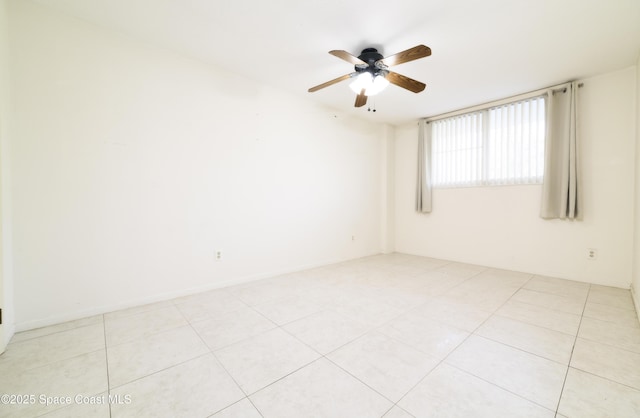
[215,250,222,261]
[587,248,598,260]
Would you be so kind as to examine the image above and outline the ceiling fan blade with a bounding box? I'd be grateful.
[308,74,353,92]
[354,89,367,107]
[380,45,431,67]
[387,71,426,93]
[329,50,366,66]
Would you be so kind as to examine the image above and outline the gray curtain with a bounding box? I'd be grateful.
[540,82,581,220]
[416,120,432,213]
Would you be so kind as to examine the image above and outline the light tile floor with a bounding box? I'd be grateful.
[2,253,640,417]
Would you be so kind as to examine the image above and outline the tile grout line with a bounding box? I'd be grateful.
[472,274,581,364]
[574,334,640,355]
[552,283,591,417]
[567,366,640,393]
[202,397,264,418]
[513,287,588,310]
[7,319,114,417]
[102,314,112,418]
[440,275,561,413]
[8,319,104,345]
[265,322,400,414]
[0,345,107,377]
[18,322,113,417]
[458,273,570,414]
[490,309,579,337]
[585,299,639,314]
[107,352,211,391]
[242,286,413,414]
[389,273,561,415]
[384,270,515,413]
[178,302,266,418]
[443,362,558,414]
[104,307,231,396]
[221,302,332,416]
[197,349,257,416]
[472,332,571,366]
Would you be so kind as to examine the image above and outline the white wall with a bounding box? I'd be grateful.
[632,55,640,317]
[9,1,385,330]
[0,0,15,349]
[396,67,637,288]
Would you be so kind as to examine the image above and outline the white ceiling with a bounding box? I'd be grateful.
[33,0,640,125]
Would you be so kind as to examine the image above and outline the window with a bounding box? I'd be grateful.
[431,96,546,188]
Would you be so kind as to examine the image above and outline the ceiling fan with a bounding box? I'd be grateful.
[308,45,431,108]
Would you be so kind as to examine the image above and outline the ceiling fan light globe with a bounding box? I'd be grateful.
[366,75,390,96]
[349,72,373,94]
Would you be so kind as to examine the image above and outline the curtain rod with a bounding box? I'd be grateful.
[423,81,584,123]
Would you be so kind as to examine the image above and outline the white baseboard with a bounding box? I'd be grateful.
[14,252,381,332]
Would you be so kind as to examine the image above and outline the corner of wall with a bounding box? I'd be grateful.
[0,0,15,350]
[632,284,640,323]
[380,124,396,254]
[633,53,640,324]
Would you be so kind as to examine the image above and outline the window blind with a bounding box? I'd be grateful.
[431,96,546,188]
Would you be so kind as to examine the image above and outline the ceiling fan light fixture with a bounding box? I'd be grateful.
[348,72,389,96]
[366,73,390,96]
[349,72,373,95]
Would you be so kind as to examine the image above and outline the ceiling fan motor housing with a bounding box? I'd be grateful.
[355,48,384,75]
